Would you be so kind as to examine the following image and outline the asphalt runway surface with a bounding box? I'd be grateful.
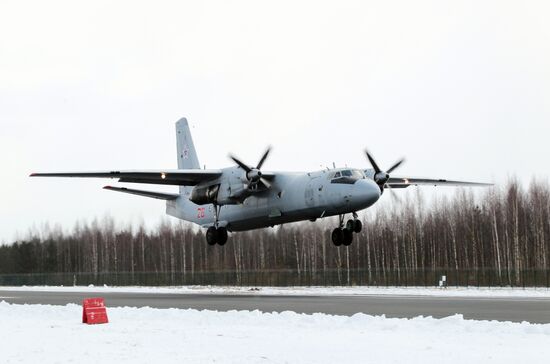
[2,290,550,323]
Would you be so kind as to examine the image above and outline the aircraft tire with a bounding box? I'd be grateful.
[206,227,218,245]
[217,227,228,246]
[331,228,343,246]
[343,229,353,246]
[353,220,362,233]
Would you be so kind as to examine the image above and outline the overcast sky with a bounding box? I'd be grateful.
[1,1,549,242]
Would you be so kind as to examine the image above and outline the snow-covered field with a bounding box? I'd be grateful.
[1,301,549,364]
[3,284,550,298]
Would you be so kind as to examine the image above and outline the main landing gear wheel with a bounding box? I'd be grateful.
[333,214,361,247]
[343,228,353,246]
[206,227,218,246]
[331,228,344,246]
[206,226,228,246]
[217,227,228,246]
[353,219,362,233]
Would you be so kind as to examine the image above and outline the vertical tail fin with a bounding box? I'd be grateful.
[176,117,200,169]
[175,117,200,194]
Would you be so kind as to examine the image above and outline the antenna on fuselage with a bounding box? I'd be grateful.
[332,162,336,169]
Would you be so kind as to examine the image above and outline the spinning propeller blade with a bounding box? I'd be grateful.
[229,147,273,190]
[229,155,252,173]
[256,146,271,169]
[365,150,405,188]
[387,158,405,174]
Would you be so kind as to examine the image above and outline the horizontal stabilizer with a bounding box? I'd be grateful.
[103,186,179,200]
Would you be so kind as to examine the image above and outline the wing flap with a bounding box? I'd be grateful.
[103,186,179,200]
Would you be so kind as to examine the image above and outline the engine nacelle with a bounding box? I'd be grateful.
[190,184,220,205]
[216,178,249,204]
[190,178,250,205]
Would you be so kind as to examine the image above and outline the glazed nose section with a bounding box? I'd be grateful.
[352,179,381,209]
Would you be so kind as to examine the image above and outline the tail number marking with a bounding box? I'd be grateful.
[197,207,205,219]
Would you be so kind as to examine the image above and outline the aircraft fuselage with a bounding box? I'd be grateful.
[166,167,381,231]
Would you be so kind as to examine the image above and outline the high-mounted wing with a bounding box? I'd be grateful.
[30,169,222,186]
[363,150,492,190]
[387,177,492,189]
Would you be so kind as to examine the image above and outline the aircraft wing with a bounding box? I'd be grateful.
[30,169,222,186]
[387,176,493,189]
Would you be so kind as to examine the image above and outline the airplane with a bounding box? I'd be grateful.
[30,117,491,246]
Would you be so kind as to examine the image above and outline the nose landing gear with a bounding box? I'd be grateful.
[347,218,362,233]
[331,213,362,246]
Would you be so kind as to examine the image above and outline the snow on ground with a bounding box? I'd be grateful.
[1,301,549,364]
[2,285,550,298]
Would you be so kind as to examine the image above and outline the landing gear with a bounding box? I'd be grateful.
[206,227,218,245]
[331,228,344,246]
[206,226,228,246]
[205,204,228,246]
[217,227,228,246]
[353,219,362,233]
[331,227,353,246]
[346,219,362,233]
[343,229,353,246]
[331,213,362,247]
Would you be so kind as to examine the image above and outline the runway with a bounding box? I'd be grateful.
[1,289,549,323]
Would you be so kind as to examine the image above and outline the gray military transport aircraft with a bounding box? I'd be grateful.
[31,117,491,246]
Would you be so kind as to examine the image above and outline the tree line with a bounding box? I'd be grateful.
[0,179,549,287]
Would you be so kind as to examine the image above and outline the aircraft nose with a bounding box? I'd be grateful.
[353,178,381,209]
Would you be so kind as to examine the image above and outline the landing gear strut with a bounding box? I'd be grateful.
[331,213,362,247]
[206,204,228,246]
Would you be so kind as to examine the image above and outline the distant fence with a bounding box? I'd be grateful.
[1,269,550,287]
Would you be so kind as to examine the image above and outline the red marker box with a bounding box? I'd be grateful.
[82,297,109,325]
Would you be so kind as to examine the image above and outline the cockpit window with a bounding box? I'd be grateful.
[330,169,364,184]
[328,169,365,183]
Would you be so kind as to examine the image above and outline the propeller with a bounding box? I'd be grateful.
[229,146,272,190]
[365,150,405,189]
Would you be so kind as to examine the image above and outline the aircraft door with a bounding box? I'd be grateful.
[305,176,323,207]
